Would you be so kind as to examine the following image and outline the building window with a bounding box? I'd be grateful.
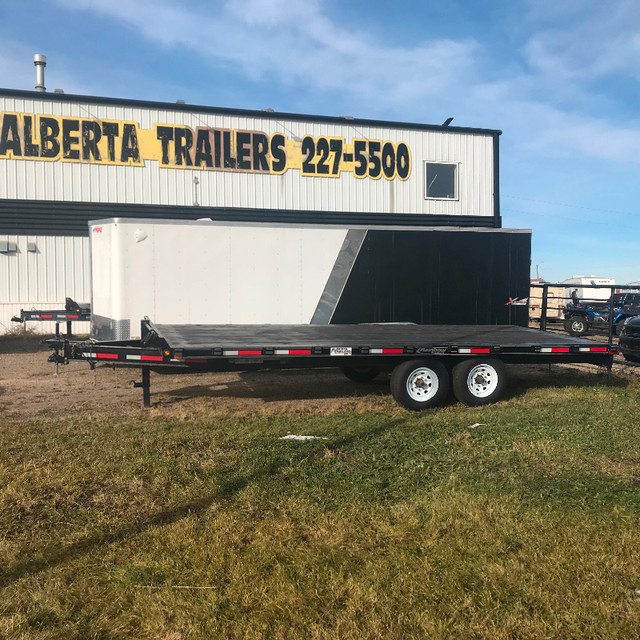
[425,162,457,199]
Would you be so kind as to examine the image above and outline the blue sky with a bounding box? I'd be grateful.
[2,0,639,283]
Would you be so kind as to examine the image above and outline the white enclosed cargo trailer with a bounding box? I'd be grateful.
[88,218,532,340]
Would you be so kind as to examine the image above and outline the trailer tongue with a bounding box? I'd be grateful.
[48,320,614,410]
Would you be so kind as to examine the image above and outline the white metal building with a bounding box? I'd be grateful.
[1,86,502,334]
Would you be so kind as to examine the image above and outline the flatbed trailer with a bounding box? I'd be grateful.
[11,298,90,338]
[47,320,614,410]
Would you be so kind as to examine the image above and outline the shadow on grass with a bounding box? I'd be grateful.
[504,365,628,401]
[158,366,627,408]
[161,369,390,404]
[466,464,640,515]
[0,418,398,589]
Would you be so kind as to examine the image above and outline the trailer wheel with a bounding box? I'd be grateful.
[390,359,449,411]
[452,359,506,406]
[342,366,380,383]
[564,315,589,336]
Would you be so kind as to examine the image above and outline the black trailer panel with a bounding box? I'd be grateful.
[331,230,530,326]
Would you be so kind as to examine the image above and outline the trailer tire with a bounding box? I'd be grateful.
[564,315,589,336]
[390,359,449,411]
[452,358,506,406]
[342,366,380,383]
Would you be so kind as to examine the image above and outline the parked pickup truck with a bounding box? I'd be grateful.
[563,292,640,336]
[619,315,640,362]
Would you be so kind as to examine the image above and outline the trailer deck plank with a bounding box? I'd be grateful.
[151,323,608,351]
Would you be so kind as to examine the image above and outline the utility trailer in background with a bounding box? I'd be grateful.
[48,320,614,410]
[11,298,90,338]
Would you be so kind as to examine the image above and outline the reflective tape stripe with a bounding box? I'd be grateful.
[579,346,608,352]
[370,348,404,354]
[274,349,311,355]
[541,347,570,353]
[223,350,262,356]
[459,348,491,354]
[96,353,118,359]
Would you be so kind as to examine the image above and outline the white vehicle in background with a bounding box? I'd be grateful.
[562,276,615,304]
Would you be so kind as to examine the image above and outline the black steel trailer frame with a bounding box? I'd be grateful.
[11,298,91,338]
[47,319,614,410]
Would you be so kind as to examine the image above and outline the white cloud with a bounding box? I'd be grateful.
[54,0,479,106]
[49,0,640,166]
[523,0,640,82]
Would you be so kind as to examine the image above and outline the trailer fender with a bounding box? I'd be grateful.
[451,358,507,406]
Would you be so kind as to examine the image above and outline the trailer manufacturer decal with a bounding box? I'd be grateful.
[0,111,411,180]
[330,347,352,356]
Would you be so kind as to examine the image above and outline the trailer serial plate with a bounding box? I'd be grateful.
[330,347,352,356]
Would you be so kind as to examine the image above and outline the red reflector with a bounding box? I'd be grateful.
[140,355,163,361]
[238,350,262,356]
[470,348,491,354]
[289,349,311,355]
[383,348,404,354]
[185,358,207,363]
[41,314,52,318]
[96,353,118,359]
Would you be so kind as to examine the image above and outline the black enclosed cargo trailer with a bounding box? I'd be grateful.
[48,320,614,410]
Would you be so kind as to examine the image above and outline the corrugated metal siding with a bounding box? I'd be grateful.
[0,94,495,218]
[0,234,90,334]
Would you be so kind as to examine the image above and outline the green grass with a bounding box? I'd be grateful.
[1,369,640,638]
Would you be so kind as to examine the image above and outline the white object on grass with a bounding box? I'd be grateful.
[280,435,329,441]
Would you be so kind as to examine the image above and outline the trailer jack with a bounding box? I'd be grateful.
[47,351,66,375]
[131,368,151,408]
[48,352,66,365]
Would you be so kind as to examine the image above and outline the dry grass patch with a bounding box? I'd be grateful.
[1,369,640,638]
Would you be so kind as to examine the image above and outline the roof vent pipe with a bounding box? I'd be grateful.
[34,54,47,92]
